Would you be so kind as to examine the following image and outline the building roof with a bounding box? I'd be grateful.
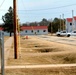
[0,27,3,30]
[73,16,76,20]
[66,18,72,22]
[21,26,48,30]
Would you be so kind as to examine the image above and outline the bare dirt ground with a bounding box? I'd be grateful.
[4,36,10,42]
[4,35,76,75]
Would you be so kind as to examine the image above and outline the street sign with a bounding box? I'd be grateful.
[0,31,4,75]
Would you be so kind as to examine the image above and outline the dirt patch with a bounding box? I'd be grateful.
[33,47,61,53]
[4,36,10,42]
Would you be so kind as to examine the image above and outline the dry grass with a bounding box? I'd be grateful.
[7,36,76,65]
[5,35,76,75]
[5,67,76,75]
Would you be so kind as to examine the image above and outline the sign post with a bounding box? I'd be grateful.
[0,31,4,75]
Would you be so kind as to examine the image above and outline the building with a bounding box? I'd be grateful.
[0,26,48,36]
[20,26,48,35]
[66,16,76,32]
[0,27,13,36]
[73,16,76,30]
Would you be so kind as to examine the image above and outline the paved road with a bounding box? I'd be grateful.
[36,35,76,46]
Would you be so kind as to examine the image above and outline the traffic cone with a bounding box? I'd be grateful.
[26,36,28,39]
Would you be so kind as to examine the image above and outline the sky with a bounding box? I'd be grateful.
[0,0,76,23]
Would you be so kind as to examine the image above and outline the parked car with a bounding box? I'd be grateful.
[56,30,76,37]
[56,30,67,36]
[67,30,76,37]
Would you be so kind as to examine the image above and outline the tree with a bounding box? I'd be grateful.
[39,18,49,26]
[48,18,65,33]
[2,6,14,36]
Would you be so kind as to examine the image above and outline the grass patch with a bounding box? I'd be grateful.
[5,67,76,75]
[52,53,76,64]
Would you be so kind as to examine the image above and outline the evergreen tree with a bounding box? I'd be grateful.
[2,6,14,36]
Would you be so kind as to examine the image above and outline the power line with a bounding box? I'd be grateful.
[18,11,71,15]
[21,0,26,9]
[0,3,76,11]
[17,3,76,11]
[0,0,5,8]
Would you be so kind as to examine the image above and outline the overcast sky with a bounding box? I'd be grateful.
[0,0,76,23]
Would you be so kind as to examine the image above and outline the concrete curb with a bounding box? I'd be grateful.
[4,64,76,69]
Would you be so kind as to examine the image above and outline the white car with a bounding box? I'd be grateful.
[56,30,67,36]
[67,31,76,37]
[56,30,76,37]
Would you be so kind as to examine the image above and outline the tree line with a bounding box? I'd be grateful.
[22,18,66,33]
[1,7,66,36]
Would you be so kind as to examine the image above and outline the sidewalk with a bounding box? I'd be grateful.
[4,37,13,65]
[5,64,76,69]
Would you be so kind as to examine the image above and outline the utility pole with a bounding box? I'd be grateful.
[51,18,53,35]
[60,15,61,31]
[13,0,18,59]
[72,10,74,31]
[62,14,64,30]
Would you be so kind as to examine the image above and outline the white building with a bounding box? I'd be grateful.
[66,16,76,32]
[20,26,48,35]
[0,26,48,36]
[73,17,76,30]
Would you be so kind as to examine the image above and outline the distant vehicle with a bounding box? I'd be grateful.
[56,30,76,37]
[67,30,76,37]
[56,30,67,37]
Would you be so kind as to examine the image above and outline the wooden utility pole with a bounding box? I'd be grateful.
[60,15,61,31]
[62,14,64,30]
[72,10,74,31]
[51,18,52,35]
[13,0,18,59]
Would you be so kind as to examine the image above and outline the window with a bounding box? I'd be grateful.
[70,23,72,25]
[25,30,27,33]
[37,30,39,32]
[62,31,66,33]
[43,30,46,32]
[31,30,33,33]
[73,31,76,33]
